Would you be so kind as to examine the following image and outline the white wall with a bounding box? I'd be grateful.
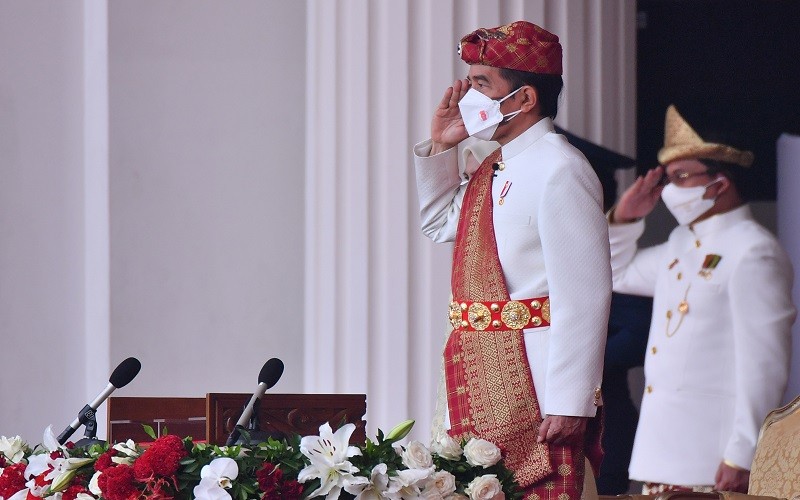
[0,1,306,444]
[0,2,88,442]
[107,1,306,398]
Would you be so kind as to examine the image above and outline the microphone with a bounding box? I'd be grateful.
[225,358,284,446]
[492,162,502,177]
[57,357,142,445]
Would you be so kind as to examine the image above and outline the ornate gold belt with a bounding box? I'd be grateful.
[449,297,550,331]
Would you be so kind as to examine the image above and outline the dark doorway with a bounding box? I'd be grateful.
[637,0,800,201]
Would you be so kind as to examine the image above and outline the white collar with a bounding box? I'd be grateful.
[501,117,555,161]
[689,204,753,238]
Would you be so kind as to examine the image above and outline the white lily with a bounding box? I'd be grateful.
[88,470,103,495]
[111,439,138,465]
[387,466,435,499]
[49,458,95,492]
[0,435,27,463]
[20,426,73,498]
[298,422,362,499]
[6,490,29,500]
[342,463,390,500]
[193,457,239,500]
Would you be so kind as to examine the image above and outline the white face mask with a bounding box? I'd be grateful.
[661,178,722,225]
[458,87,523,141]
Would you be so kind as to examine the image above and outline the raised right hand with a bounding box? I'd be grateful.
[613,165,664,223]
[430,79,470,155]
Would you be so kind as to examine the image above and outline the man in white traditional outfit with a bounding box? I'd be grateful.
[413,20,612,499]
[608,105,796,493]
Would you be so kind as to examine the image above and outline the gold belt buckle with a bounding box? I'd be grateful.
[501,301,531,329]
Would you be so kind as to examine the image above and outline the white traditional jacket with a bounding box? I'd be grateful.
[414,117,612,418]
[610,204,796,485]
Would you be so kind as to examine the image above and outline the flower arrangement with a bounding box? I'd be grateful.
[0,420,521,500]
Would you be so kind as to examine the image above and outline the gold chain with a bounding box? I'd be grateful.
[665,284,691,338]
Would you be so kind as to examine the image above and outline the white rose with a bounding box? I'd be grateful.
[465,474,504,500]
[463,438,501,468]
[76,494,96,500]
[421,489,445,500]
[402,440,434,469]
[424,470,457,497]
[431,432,463,461]
[0,435,26,463]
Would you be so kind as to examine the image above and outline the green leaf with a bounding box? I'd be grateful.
[142,424,157,440]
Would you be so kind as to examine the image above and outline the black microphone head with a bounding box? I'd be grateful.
[109,357,142,388]
[492,162,500,171]
[258,358,284,389]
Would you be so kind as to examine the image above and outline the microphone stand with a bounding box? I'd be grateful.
[73,413,106,448]
[229,398,283,445]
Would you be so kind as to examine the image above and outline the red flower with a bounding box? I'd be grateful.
[97,464,138,500]
[95,448,118,471]
[0,462,27,499]
[257,462,302,500]
[62,483,90,500]
[256,462,281,491]
[282,480,304,499]
[133,434,187,481]
[261,488,280,500]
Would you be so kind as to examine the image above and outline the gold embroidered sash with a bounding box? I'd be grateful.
[445,149,552,486]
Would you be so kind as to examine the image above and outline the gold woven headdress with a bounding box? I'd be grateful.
[657,105,754,167]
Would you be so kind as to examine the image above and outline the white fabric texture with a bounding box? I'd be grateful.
[610,204,796,485]
[414,117,612,418]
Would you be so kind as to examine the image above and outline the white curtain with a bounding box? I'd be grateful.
[777,133,800,402]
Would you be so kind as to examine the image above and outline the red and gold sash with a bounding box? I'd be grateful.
[444,149,552,486]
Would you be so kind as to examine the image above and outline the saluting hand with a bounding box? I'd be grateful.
[613,165,664,223]
[431,79,470,155]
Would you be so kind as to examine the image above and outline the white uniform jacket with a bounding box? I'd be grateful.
[610,204,796,485]
[414,118,612,418]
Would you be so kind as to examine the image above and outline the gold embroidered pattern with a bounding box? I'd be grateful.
[446,149,552,487]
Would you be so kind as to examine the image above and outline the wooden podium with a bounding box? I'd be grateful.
[107,394,366,445]
[207,393,366,444]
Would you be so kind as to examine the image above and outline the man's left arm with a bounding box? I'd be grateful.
[538,162,612,441]
[721,241,796,489]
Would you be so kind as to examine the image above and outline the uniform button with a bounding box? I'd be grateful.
[695,240,702,248]
[646,385,653,393]
[677,272,682,280]
[651,346,657,354]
